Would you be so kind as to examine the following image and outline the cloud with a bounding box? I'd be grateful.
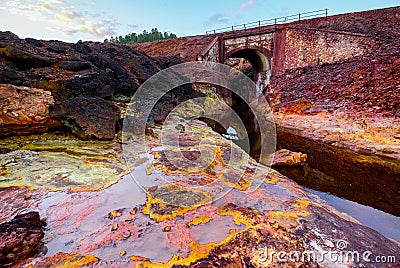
[5,0,65,16]
[77,19,118,37]
[128,24,139,29]
[49,27,78,36]
[239,0,256,10]
[37,3,56,13]
[54,7,81,26]
[203,13,231,27]
[4,0,119,39]
[4,0,56,20]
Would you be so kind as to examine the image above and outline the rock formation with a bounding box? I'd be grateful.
[272,149,307,166]
[0,84,61,136]
[1,119,399,267]
[50,97,120,140]
[0,31,161,139]
[0,212,44,265]
[0,31,160,99]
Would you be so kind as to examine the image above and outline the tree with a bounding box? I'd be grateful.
[107,28,177,44]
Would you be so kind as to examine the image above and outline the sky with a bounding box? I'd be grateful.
[0,0,399,43]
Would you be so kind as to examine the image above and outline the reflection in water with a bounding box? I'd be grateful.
[191,215,244,244]
[306,188,400,243]
[222,126,239,140]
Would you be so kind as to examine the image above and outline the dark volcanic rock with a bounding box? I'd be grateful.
[149,85,205,124]
[25,38,43,47]
[0,31,160,100]
[50,97,120,140]
[0,31,161,138]
[0,46,56,70]
[59,60,91,71]
[0,212,44,265]
[36,73,115,100]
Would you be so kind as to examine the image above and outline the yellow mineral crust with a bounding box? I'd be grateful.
[135,203,259,267]
[32,252,99,267]
[268,199,321,230]
[220,169,252,191]
[0,134,127,191]
[186,215,213,227]
[141,184,212,222]
[263,174,280,184]
[151,145,226,179]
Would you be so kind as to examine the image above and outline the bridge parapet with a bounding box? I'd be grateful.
[224,33,274,57]
[197,36,220,64]
[206,9,328,35]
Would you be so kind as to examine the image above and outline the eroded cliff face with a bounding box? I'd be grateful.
[265,7,400,117]
[264,7,400,215]
[267,41,400,117]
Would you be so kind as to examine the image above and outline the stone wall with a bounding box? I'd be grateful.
[224,33,274,56]
[201,37,220,65]
[272,27,374,76]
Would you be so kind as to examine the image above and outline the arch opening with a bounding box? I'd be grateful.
[226,48,270,74]
[224,48,271,96]
[215,48,272,161]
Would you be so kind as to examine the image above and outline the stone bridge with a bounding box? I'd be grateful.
[197,23,373,91]
[133,9,376,92]
[191,10,374,91]
[197,28,275,90]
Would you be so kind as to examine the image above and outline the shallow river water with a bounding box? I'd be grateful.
[306,188,400,243]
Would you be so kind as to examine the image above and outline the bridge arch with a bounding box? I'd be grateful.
[224,46,272,74]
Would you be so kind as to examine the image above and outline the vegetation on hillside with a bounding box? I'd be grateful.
[104,28,177,44]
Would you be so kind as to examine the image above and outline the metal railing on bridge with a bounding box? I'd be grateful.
[205,9,328,35]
